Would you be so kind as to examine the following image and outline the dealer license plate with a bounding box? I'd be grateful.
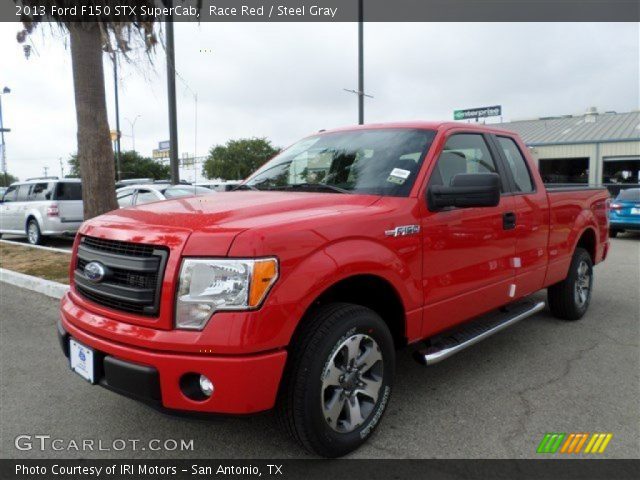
[70,338,95,383]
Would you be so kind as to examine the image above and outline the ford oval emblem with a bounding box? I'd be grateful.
[84,261,106,283]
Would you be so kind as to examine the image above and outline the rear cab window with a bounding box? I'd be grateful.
[496,136,535,193]
[617,189,640,202]
[54,182,83,201]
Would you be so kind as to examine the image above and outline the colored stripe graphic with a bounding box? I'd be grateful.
[537,433,565,453]
[538,433,613,454]
[585,433,613,454]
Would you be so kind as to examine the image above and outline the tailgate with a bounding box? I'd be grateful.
[57,200,84,223]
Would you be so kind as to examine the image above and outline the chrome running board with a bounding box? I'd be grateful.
[414,300,546,366]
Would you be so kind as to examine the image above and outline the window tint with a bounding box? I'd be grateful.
[617,189,640,202]
[55,182,83,200]
[497,137,534,193]
[135,189,159,205]
[246,129,437,197]
[2,185,17,203]
[430,134,499,188]
[16,184,32,201]
[117,190,134,207]
[30,182,54,201]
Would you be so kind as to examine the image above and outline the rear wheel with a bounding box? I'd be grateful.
[278,303,395,457]
[548,248,593,321]
[609,228,621,238]
[27,219,42,245]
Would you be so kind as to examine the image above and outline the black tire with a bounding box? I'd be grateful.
[609,229,620,238]
[547,248,593,321]
[26,218,42,245]
[278,303,395,458]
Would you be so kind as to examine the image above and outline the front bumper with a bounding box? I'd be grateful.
[58,309,287,415]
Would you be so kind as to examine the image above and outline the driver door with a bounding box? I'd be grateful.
[420,131,517,338]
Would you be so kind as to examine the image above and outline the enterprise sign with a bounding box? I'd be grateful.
[454,106,502,120]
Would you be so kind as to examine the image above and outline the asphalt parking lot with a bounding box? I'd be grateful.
[1,235,638,459]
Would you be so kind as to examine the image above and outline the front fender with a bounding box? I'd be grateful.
[192,235,423,354]
[268,236,422,347]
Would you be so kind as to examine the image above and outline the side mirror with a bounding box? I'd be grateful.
[428,173,501,210]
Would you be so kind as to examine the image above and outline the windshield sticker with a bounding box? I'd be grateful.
[387,168,411,185]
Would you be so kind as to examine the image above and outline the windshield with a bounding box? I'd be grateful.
[245,128,436,197]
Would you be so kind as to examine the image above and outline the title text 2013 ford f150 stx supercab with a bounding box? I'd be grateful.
[58,122,610,457]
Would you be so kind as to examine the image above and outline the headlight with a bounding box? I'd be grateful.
[175,258,278,330]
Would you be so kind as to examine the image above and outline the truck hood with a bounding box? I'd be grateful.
[80,191,381,255]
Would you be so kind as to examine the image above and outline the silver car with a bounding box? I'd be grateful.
[0,178,83,245]
[116,184,212,207]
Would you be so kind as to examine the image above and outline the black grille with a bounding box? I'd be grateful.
[76,286,148,315]
[81,236,155,257]
[77,258,159,290]
[74,236,168,316]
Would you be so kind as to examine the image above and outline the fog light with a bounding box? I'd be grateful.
[199,375,214,397]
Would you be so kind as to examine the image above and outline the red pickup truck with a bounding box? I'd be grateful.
[58,122,610,457]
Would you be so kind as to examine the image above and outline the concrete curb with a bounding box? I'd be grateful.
[0,239,72,254]
[0,268,69,300]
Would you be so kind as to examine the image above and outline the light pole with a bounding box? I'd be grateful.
[0,86,11,186]
[164,0,180,184]
[343,1,371,124]
[125,115,141,151]
[112,52,122,181]
[357,0,364,125]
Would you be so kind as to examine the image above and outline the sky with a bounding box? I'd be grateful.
[0,22,638,181]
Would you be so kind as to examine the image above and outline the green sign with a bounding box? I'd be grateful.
[454,105,502,120]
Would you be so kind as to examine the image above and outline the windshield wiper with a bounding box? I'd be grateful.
[272,183,352,194]
[232,184,258,191]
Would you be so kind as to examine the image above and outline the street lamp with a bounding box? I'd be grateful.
[125,115,142,152]
[0,86,11,186]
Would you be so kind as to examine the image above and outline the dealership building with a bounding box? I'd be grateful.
[495,108,640,189]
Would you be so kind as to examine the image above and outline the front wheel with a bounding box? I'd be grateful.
[278,303,395,457]
[27,219,42,245]
[548,247,593,321]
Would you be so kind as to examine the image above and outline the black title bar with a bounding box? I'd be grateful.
[4,0,640,22]
[2,459,640,480]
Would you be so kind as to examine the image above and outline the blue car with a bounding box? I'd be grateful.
[610,188,640,237]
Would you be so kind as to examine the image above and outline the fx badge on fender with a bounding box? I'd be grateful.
[84,261,107,283]
[385,225,421,237]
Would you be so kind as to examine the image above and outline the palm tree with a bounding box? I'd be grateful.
[14,1,163,219]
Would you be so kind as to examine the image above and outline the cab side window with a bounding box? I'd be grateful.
[30,182,53,201]
[429,133,500,189]
[2,185,17,203]
[135,189,158,205]
[16,184,32,202]
[497,136,534,193]
[117,190,134,208]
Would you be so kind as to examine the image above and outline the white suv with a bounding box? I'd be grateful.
[0,178,84,245]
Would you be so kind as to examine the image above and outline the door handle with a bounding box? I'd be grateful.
[503,212,516,230]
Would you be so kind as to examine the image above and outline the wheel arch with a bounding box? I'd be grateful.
[575,226,597,263]
[292,273,407,350]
